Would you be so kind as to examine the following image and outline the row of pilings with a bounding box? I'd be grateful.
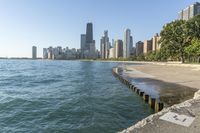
[112,68,164,112]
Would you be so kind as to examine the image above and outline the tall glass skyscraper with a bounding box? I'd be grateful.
[123,29,131,58]
[100,30,110,59]
[86,23,93,44]
[80,22,96,58]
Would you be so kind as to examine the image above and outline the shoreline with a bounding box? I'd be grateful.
[114,62,200,133]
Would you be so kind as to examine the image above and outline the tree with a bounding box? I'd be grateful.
[185,38,200,62]
[185,15,200,42]
[160,20,189,62]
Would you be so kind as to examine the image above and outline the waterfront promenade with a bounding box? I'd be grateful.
[124,62,200,90]
[118,62,200,133]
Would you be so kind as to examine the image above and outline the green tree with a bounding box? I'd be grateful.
[185,38,200,63]
[185,15,200,42]
[160,20,188,62]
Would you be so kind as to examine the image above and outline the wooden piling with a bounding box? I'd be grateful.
[155,101,164,112]
[139,92,144,97]
[112,68,164,112]
[149,97,156,109]
[143,94,149,103]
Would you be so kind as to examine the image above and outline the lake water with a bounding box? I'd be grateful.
[0,60,153,133]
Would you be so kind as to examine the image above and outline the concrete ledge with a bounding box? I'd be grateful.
[112,68,164,112]
[120,90,200,133]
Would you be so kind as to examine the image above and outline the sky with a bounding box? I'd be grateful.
[0,0,199,58]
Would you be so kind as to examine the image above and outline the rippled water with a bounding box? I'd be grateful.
[0,60,153,133]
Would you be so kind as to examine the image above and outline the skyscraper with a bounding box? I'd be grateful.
[130,36,133,55]
[100,30,110,59]
[47,47,53,59]
[123,29,131,58]
[109,48,115,58]
[80,23,96,59]
[43,48,48,59]
[152,33,161,51]
[143,40,153,54]
[80,34,86,58]
[32,46,37,59]
[86,23,93,49]
[114,39,123,58]
[136,41,144,56]
[112,39,115,47]
[178,2,200,20]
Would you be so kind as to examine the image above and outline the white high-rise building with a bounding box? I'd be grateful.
[109,48,115,58]
[32,46,37,59]
[100,30,110,59]
[123,29,131,58]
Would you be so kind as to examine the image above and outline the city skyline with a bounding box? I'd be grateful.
[0,0,198,57]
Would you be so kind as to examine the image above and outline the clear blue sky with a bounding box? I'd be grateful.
[0,0,199,57]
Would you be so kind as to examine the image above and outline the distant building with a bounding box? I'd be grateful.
[109,47,115,58]
[43,46,81,60]
[81,22,96,58]
[86,23,93,45]
[136,41,144,56]
[143,40,153,54]
[80,34,86,58]
[112,39,115,48]
[178,2,200,20]
[100,30,110,59]
[95,50,100,58]
[152,33,161,51]
[43,48,48,59]
[130,36,133,55]
[123,29,131,58]
[131,47,136,56]
[89,40,96,58]
[114,39,123,58]
[47,47,53,59]
[32,46,37,59]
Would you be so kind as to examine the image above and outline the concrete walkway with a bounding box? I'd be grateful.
[123,62,200,90]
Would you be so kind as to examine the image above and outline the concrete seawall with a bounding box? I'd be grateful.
[112,62,200,133]
[120,90,200,133]
[112,67,164,112]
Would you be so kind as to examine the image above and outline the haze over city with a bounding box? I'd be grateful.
[0,0,198,57]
